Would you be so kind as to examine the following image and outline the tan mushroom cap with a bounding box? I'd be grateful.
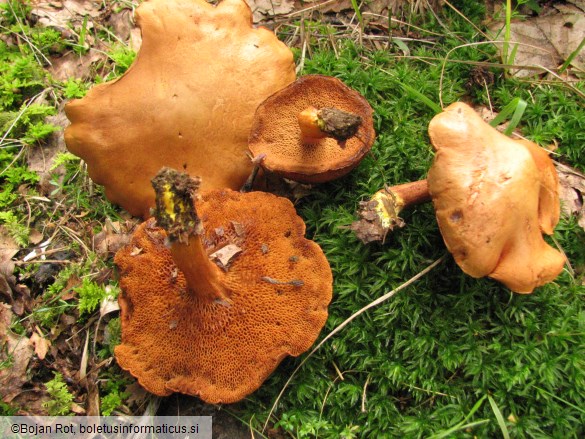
[248,75,376,183]
[114,189,332,403]
[64,0,295,218]
[427,102,565,293]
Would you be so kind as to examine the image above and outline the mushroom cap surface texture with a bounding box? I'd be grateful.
[114,189,332,403]
[248,75,376,183]
[427,102,565,294]
[64,0,295,218]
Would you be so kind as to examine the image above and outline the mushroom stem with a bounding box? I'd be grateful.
[240,153,266,193]
[351,179,431,244]
[151,168,230,304]
[298,106,362,143]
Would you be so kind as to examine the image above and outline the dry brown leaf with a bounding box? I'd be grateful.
[556,162,585,230]
[489,7,585,77]
[29,329,51,361]
[0,227,18,304]
[30,0,101,30]
[0,226,19,264]
[0,304,35,402]
[211,244,243,270]
[245,0,295,22]
[93,219,136,258]
[48,50,106,82]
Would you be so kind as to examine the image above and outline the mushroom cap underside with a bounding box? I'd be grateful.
[64,0,295,218]
[114,189,332,403]
[248,75,376,183]
[427,102,565,293]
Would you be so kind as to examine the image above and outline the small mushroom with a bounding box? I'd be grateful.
[428,102,565,293]
[64,0,295,218]
[248,75,376,184]
[353,102,565,294]
[114,168,332,403]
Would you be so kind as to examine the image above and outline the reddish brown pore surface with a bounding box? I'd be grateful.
[114,189,332,403]
[249,75,375,183]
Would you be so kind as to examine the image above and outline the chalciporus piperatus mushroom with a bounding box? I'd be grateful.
[248,75,376,184]
[114,168,332,403]
[64,0,295,218]
[352,102,565,294]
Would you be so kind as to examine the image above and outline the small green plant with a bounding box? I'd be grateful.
[62,78,89,100]
[0,401,18,415]
[100,372,130,416]
[103,43,136,80]
[76,279,118,316]
[43,372,74,416]
[0,210,29,246]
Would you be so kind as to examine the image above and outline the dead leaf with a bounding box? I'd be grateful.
[0,304,35,402]
[48,49,106,82]
[9,388,51,415]
[0,226,19,264]
[99,291,120,318]
[489,7,585,77]
[84,377,100,416]
[31,0,102,31]
[29,329,51,361]
[245,0,295,22]
[70,402,85,414]
[93,219,137,258]
[0,227,18,304]
[124,381,150,410]
[211,244,243,270]
[556,161,585,230]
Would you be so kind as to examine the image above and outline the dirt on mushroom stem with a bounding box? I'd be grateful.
[298,106,363,144]
[352,180,431,244]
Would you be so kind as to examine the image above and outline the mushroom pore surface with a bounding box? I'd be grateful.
[248,75,375,183]
[64,0,295,218]
[114,188,332,403]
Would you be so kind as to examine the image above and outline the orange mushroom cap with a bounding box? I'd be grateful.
[114,184,332,403]
[64,0,295,218]
[427,102,565,293]
[248,75,376,183]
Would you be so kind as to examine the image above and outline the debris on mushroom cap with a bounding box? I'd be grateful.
[248,75,376,184]
[64,0,295,218]
[114,186,332,403]
[427,102,565,293]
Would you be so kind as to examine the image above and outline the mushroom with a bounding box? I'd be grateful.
[428,102,565,293]
[353,102,565,294]
[114,168,332,403]
[64,0,295,218]
[248,75,376,184]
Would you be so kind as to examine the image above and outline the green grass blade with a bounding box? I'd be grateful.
[396,81,442,114]
[559,35,585,74]
[503,98,527,135]
[428,395,488,439]
[489,97,527,135]
[429,420,490,439]
[534,386,585,415]
[503,0,512,63]
[349,0,363,26]
[508,42,519,66]
[488,395,510,439]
